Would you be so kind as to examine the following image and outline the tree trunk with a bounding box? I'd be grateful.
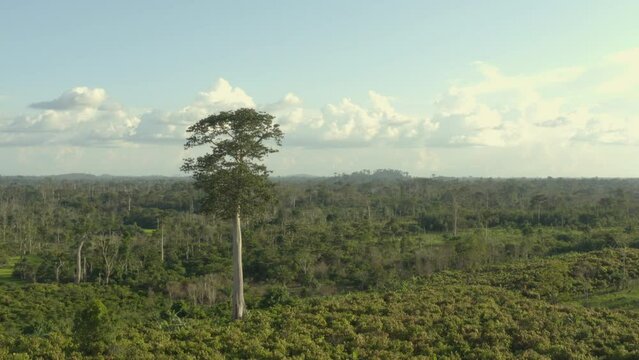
[76,241,84,284]
[537,204,541,225]
[231,210,245,320]
[55,260,64,283]
[453,197,458,237]
[161,224,165,263]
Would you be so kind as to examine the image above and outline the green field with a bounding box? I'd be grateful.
[579,284,639,312]
[0,256,19,283]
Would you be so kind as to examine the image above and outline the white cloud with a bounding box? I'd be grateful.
[133,78,256,143]
[323,98,380,141]
[311,92,435,146]
[262,92,308,133]
[29,87,108,110]
[4,66,634,152]
[428,57,639,148]
[1,87,139,147]
[133,79,435,149]
[3,47,639,177]
[181,78,255,119]
[208,87,437,148]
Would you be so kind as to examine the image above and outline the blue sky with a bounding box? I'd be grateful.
[1,1,639,176]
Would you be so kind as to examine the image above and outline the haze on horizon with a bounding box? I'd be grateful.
[1,1,638,178]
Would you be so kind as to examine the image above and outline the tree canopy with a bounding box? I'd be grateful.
[181,108,283,219]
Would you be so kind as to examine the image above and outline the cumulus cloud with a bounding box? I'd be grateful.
[180,78,255,119]
[278,91,436,147]
[133,80,436,149]
[261,93,309,133]
[1,87,139,147]
[427,59,639,148]
[431,87,512,147]
[133,78,255,143]
[320,92,436,145]
[3,48,639,154]
[29,87,108,110]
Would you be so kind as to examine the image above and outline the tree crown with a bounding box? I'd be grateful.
[181,108,283,219]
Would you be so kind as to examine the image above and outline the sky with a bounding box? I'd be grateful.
[1,1,639,177]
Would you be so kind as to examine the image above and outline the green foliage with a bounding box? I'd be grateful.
[2,174,639,356]
[4,281,639,358]
[2,174,639,294]
[0,256,20,284]
[579,283,639,311]
[73,299,115,355]
[258,285,296,308]
[12,256,43,282]
[425,248,639,302]
[181,108,283,219]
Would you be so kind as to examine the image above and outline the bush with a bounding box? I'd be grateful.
[73,299,115,355]
[258,285,296,308]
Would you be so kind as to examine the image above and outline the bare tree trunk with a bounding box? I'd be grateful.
[231,210,245,320]
[1,203,6,246]
[83,256,87,280]
[76,241,84,284]
[157,218,165,263]
[537,204,541,225]
[101,234,118,285]
[161,223,165,263]
[55,260,64,283]
[453,197,458,237]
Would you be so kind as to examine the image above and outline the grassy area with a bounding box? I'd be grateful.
[141,228,156,235]
[411,232,446,246]
[578,285,639,311]
[0,256,19,283]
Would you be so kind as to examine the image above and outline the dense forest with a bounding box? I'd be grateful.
[1,170,639,358]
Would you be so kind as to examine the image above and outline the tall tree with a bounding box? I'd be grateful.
[181,108,283,320]
[76,239,85,284]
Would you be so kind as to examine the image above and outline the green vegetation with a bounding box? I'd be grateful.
[1,172,639,357]
[0,257,20,284]
[2,250,639,358]
[578,284,639,311]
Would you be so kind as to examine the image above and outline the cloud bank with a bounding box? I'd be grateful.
[1,47,638,176]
